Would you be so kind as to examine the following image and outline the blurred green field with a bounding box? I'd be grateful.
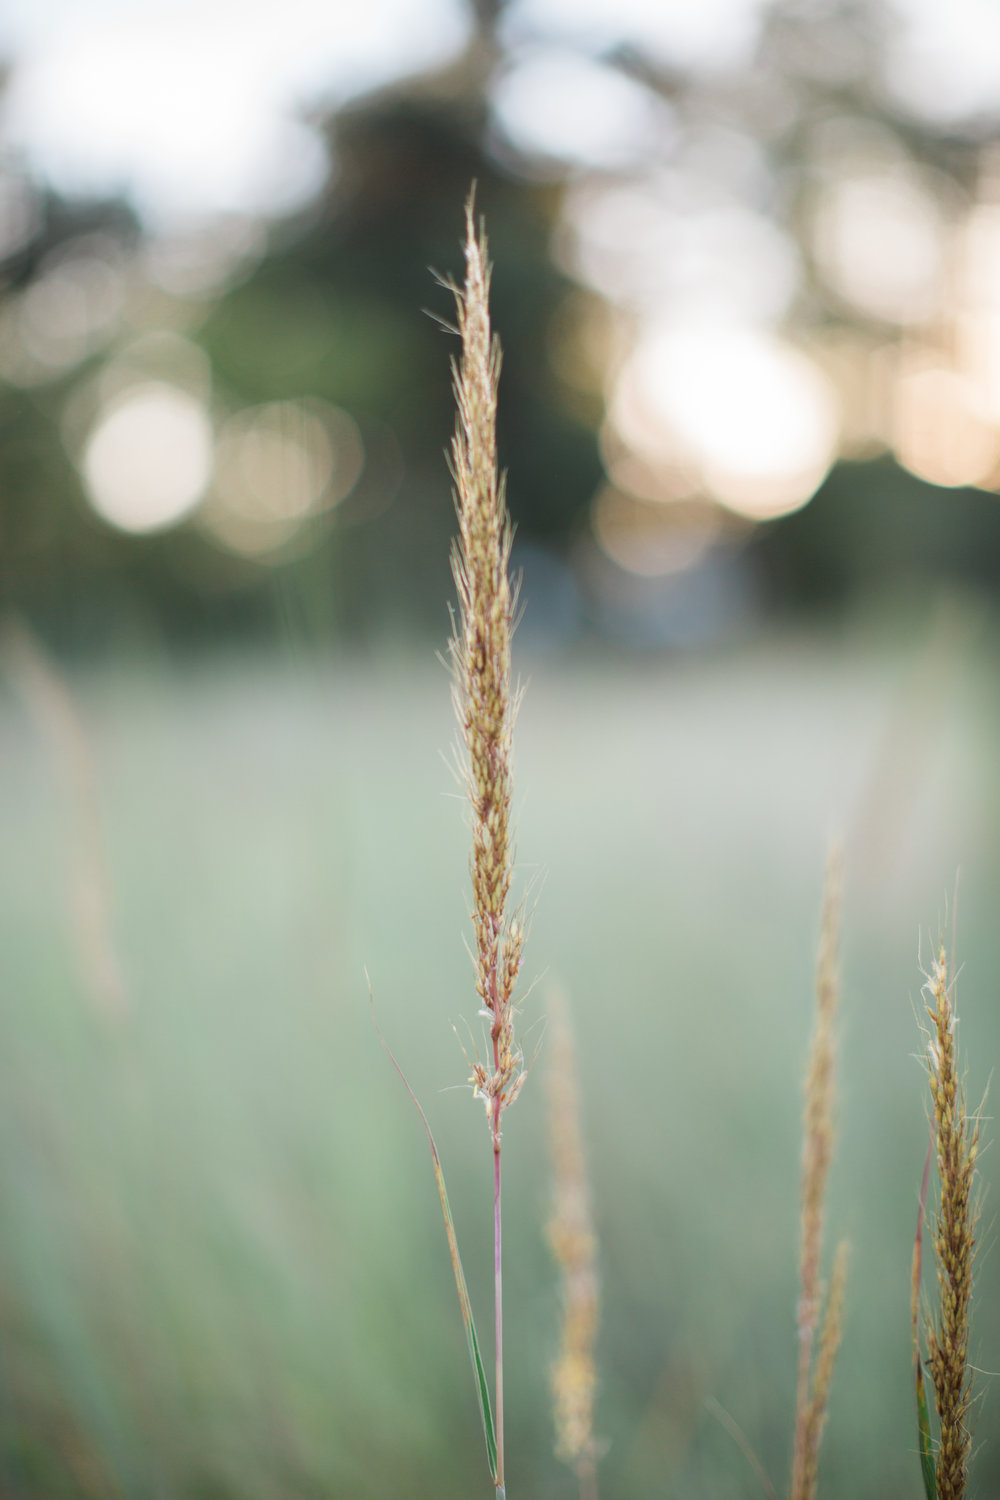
[1,611,999,1499]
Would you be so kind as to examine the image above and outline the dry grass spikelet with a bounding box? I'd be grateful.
[0,614,127,1025]
[445,195,525,1143]
[923,944,980,1500]
[547,988,600,1500]
[795,1240,848,1500]
[791,848,848,1500]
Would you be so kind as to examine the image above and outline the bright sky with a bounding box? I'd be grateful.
[0,0,997,225]
[0,0,470,222]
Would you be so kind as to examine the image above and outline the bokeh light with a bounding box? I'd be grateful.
[81,382,214,533]
[0,236,129,386]
[886,0,1000,122]
[955,200,1000,422]
[892,355,1000,489]
[504,0,768,69]
[813,168,947,325]
[201,400,363,557]
[23,237,126,363]
[559,172,800,320]
[143,216,266,299]
[491,49,670,169]
[610,318,840,518]
[591,486,722,576]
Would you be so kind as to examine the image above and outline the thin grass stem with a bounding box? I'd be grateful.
[446,191,525,1494]
[494,1137,505,1492]
[790,848,846,1500]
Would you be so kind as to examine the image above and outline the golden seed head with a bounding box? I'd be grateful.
[446,194,525,1134]
[920,940,981,1500]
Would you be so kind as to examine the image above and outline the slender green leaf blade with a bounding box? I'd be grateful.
[429,1146,498,1482]
[370,991,498,1481]
[915,1353,937,1500]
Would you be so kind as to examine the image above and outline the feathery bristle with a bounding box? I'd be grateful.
[448,196,524,1135]
[924,945,979,1500]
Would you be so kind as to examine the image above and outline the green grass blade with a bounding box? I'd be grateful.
[912,1127,937,1500]
[915,1354,937,1500]
[370,988,498,1482]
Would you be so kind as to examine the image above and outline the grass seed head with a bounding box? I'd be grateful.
[446,195,524,1139]
[791,848,846,1500]
[923,944,980,1500]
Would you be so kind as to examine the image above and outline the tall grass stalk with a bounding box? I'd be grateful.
[790,851,848,1500]
[546,988,600,1500]
[445,195,525,1497]
[0,613,127,1025]
[920,943,981,1500]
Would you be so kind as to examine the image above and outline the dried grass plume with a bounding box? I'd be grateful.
[923,943,981,1500]
[445,195,525,1139]
[791,849,848,1500]
[443,190,526,1496]
[547,987,600,1500]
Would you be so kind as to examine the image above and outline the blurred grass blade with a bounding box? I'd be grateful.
[912,1126,937,1500]
[370,989,498,1482]
[915,1358,936,1500]
[705,1396,778,1500]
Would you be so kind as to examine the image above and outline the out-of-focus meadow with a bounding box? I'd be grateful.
[3,0,1000,1495]
[2,620,1000,1499]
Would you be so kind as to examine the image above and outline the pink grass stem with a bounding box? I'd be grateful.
[493,1104,505,1494]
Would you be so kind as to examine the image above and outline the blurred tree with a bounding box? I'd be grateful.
[195,22,604,637]
[3,0,1000,646]
[0,181,149,650]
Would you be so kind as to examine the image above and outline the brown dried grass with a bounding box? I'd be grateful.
[790,850,848,1500]
[923,944,981,1500]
